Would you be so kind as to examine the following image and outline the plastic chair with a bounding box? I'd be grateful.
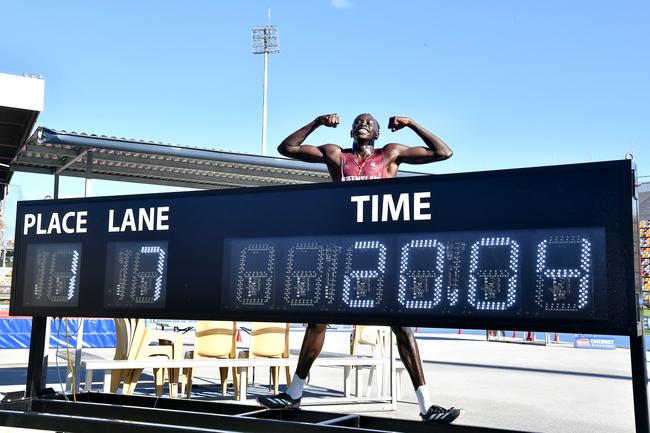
[350,325,388,357]
[183,321,239,399]
[350,325,389,397]
[110,318,184,397]
[238,322,291,395]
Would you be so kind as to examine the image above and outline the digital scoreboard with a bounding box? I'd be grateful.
[10,160,641,335]
[223,228,604,318]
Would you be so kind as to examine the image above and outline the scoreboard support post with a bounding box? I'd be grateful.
[24,315,48,398]
[630,334,649,433]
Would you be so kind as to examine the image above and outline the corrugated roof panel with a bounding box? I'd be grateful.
[10,127,423,191]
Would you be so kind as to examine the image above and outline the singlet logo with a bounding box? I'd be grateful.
[342,175,381,182]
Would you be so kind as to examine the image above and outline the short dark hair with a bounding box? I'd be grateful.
[353,113,380,132]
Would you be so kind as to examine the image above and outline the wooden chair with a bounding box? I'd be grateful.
[110,318,184,397]
[183,321,239,399]
[238,322,291,395]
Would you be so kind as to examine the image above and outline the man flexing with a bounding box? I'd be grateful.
[257,113,461,424]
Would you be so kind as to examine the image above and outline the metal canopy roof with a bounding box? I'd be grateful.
[11,127,422,190]
[0,106,39,188]
[0,73,45,197]
[12,127,338,190]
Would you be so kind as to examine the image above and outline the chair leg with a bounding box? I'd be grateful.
[343,366,351,397]
[284,366,292,387]
[272,366,280,395]
[185,368,194,398]
[110,369,124,393]
[219,367,229,396]
[367,366,376,397]
[355,367,361,397]
[231,367,239,400]
[125,369,144,395]
[168,368,178,398]
[153,368,165,397]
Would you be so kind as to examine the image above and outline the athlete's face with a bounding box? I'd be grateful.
[350,114,380,143]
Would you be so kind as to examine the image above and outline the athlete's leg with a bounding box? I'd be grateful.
[391,326,461,423]
[257,323,327,409]
[295,323,328,378]
[391,325,425,387]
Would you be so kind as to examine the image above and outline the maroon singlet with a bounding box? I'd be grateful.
[334,149,389,182]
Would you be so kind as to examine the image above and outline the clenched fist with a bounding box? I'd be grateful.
[388,116,412,132]
[315,114,340,128]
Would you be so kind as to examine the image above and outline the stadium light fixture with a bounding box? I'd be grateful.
[252,10,280,156]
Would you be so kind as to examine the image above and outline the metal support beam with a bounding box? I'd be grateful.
[629,334,649,433]
[55,148,87,174]
[2,393,523,433]
[53,173,59,199]
[66,319,84,394]
[24,316,48,398]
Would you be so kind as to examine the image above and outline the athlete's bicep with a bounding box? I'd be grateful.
[388,143,444,165]
[281,143,328,163]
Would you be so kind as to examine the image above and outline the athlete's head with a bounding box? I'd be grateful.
[350,113,380,151]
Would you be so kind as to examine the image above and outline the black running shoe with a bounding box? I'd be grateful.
[256,392,301,410]
[420,405,462,423]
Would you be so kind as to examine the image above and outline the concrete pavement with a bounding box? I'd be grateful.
[0,330,642,433]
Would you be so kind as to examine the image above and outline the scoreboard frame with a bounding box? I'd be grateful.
[9,159,641,336]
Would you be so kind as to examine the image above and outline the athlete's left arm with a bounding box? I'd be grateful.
[385,116,453,165]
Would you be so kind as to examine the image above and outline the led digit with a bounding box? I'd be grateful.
[535,236,592,311]
[129,246,166,303]
[342,241,386,308]
[398,239,444,309]
[284,242,325,307]
[43,248,80,302]
[105,241,168,308]
[236,243,275,306]
[115,248,132,302]
[467,237,519,311]
[26,244,81,307]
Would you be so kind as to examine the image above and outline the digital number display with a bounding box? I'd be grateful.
[104,241,168,308]
[223,228,605,319]
[23,243,81,307]
[10,160,638,335]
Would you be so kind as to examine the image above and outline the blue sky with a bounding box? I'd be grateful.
[1,1,649,236]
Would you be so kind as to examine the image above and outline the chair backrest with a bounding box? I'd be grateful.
[248,322,289,358]
[194,321,236,358]
[114,318,174,360]
[351,325,388,357]
[113,318,135,360]
[127,319,153,360]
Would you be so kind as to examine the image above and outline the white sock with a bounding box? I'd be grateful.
[415,385,432,415]
[285,374,306,399]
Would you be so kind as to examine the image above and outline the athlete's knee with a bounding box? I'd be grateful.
[307,323,328,334]
[391,326,413,343]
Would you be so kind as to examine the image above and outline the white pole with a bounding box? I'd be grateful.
[262,50,268,156]
[84,151,92,197]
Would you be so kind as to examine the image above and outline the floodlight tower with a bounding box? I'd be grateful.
[252,11,280,156]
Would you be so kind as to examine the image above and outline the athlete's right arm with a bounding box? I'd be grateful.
[277,114,340,163]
